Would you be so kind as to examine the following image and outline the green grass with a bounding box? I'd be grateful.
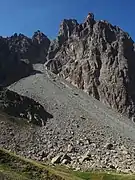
[1,148,135,180]
[0,148,63,180]
[50,165,135,180]
[73,171,135,180]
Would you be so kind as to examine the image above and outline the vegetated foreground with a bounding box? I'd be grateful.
[0,148,135,180]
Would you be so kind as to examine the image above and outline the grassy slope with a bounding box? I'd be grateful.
[0,149,135,180]
[0,149,63,180]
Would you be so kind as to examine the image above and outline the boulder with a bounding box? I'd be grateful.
[51,154,63,164]
[105,143,113,150]
[79,151,91,163]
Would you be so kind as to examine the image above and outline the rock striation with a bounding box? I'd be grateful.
[46,13,135,119]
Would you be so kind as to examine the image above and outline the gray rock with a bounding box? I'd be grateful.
[46,13,135,120]
[79,151,91,163]
[105,143,113,150]
[47,152,54,161]
[61,154,71,162]
[61,159,69,165]
[67,144,75,153]
[51,154,63,164]
[0,88,53,126]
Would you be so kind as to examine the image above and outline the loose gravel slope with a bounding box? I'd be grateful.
[4,64,135,172]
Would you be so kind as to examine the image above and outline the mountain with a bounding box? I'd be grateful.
[0,31,50,86]
[46,13,135,119]
[1,13,135,174]
[0,13,135,119]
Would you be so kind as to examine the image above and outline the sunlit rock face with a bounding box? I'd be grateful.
[46,13,135,118]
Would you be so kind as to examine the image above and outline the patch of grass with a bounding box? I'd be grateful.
[73,171,135,180]
[0,166,29,180]
[1,148,135,180]
[0,148,64,180]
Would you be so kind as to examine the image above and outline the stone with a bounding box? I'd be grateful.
[61,159,69,165]
[61,154,71,163]
[51,154,63,164]
[122,150,129,155]
[75,167,81,171]
[79,151,91,163]
[38,151,47,159]
[80,115,86,120]
[67,144,75,153]
[109,165,116,169]
[84,139,91,145]
[9,132,14,136]
[105,143,113,150]
[47,152,54,160]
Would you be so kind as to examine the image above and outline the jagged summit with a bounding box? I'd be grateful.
[45,13,135,119]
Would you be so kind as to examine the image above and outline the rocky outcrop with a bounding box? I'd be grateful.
[8,31,50,64]
[0,31,50,86]
[0,88,53,126]
[45,13,135,119]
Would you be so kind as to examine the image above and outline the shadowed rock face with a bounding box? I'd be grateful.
[0,31,50,86]
[46,13,135,118]
[0,88,53,126]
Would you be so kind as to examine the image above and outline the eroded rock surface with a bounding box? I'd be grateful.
[46,13,135,119]
[0,88,53,126]
[0,31,50,86]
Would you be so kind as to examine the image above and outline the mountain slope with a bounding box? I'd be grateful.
[1,148,135,180]
[6,64,135,173]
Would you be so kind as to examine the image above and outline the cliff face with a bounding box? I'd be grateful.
[46,13,135,118]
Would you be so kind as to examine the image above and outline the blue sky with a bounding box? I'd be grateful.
[0,0,135,40]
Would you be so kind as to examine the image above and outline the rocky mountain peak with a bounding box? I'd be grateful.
[84,12,95,24]
[0,31,51,86]
[45,13,135,119]
[32,30,50,45]
[58,19,79,43]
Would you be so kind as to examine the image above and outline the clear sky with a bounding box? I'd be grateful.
[0,0,135,40]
